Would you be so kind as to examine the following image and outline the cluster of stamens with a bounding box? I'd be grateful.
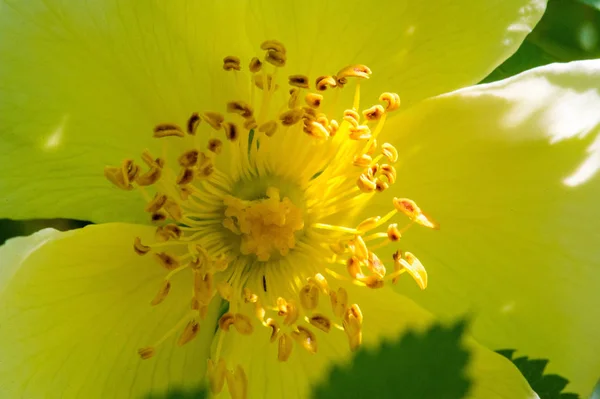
[104,39,437,399]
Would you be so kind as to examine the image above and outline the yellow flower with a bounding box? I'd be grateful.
[1,0,599,398]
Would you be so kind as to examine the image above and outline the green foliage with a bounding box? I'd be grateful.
[312,320,471,399]
[496,350,580,399]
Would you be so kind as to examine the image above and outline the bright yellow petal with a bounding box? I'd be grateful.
[0,223,220,398]
[247,0,546,106]
[0,1,251,223]
[376,60,600,395]
[213,284,536,398]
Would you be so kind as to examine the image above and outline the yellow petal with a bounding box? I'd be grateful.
[246,0,546,105]
[213,283,537,398]
[376,60,600,395]
[0,223,219,398]
[0,1,251,223]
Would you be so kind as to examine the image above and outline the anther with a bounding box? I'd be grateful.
[244,118,258,130]
[352,154,372,168]
[154,252,179,271]
[135,166,162,186]
[133,237,151,255]
[261,40,286,54]
[303,120,329,139]
[249,57,262,73]
[292,326,318,354]
[343,304,363,351]
[315,75,337,91]
[198,163,215,179]
[150,280,171,306]
[145,192,167,213]
[288,75,309,89]
[387,223,402,241]
[233,313,254,335]
[151,211,167,223]
[265,318,280,343]
[278,333,293,362]
[160,223,183,240]
[363,105,385,121]
[304,93,323,109]
[177,319,200,346]
[361,274,384,289]
[379,164,396,184]
[122,159,139,183]
[265,50,286,67]
[349,125,372,141]
[258,120,278,137]
[343,109,360,126]
[225,365,248,399]
[299,284,320,310]
[357,216,381,233]
[288,88,300,108]
[357,173,376,193]
[208,138,223,154]
[379,92,401,111]
[137,347,155,360]
[217,281,233,301]
[401,252,428,290]
[208,358,228,394]
[153,123,185,138]
[223,122,239,141]
[177,149,199,167]
[310,273,330,294]
[393,198,438,229]
[223,56,241,71]
[346,256,362,279]
[381,143,398,163]
[187,113,201,135]
[279,108,304,126]
[336,64,372,80]
[253,74,276,91]
[163,198,183,221]
[227,101,254,118]
[104,166,132,190]
[219,312,235,331]
[243,287,258,303]
[330,287,348,318]
[309,314,332,333]
[375,179,389,192]
[203,112,225,130]
[176,167,195,185]
[194,271,214,305]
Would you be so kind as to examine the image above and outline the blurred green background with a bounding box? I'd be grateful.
[1,0,599,397]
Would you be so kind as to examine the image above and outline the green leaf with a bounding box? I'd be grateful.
[313,320,471,399]
[482,40,557,83]
[496,350,580,399]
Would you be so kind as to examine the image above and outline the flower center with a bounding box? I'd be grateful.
[104,40,438,399]
[223,187,304,261]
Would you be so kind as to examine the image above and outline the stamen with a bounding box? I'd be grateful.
[150,280,171,306]
[187,112,201,135]
[315,75,337,91]
[177,319,200,346]
[223,56,242,71]
[304,93,323,109]
[208,358,228,394]
[107,41,437,385]
[288,75,310,88]
[203,112,225,130]
[278,333,293,361]
[153,123,185,138]
[249,57,262,73]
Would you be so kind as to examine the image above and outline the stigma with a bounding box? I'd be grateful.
[104,40,437,398]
